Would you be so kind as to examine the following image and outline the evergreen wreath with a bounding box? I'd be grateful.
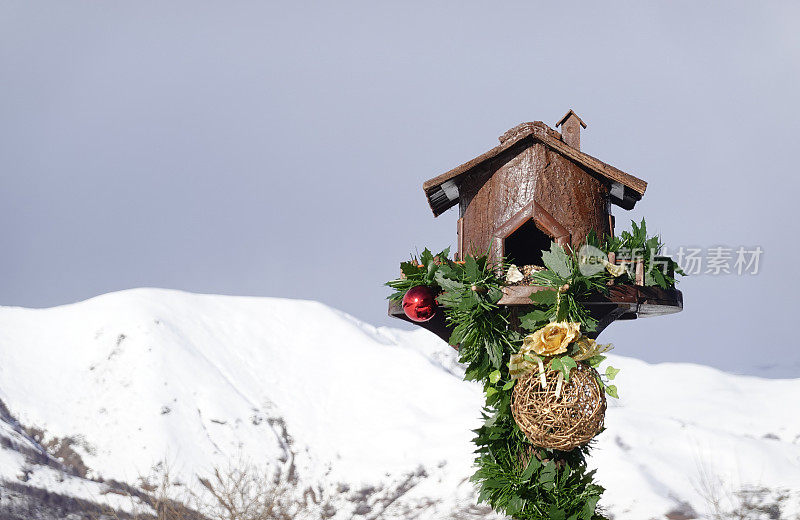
[386,219,683,520]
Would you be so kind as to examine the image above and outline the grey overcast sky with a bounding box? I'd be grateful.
[1,2,799,377]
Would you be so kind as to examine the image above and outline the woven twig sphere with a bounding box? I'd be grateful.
[511,362,606,451]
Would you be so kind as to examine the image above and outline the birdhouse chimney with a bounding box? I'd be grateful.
[556,109,587,150]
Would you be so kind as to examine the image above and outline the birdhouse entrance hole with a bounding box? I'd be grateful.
[503,219,552,266]
[491,202,570,267]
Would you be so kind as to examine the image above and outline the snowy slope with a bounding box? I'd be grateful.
[0,400,151,517]
[0,288,798,519]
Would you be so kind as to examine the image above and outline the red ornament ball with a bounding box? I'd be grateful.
[402,285,437,322]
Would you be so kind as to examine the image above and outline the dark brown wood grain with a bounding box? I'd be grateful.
[422,120,646,218]
[454,140,610,260]
[532,145,611,249]
[555,110,586,150]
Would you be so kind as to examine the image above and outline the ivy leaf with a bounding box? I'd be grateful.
[605,384,619,399]
[561,357,577,381]
[489,370,502,384]
[550,356,577,381]
[587,355,606,367]
[486,387,498,398]
[502,380,515,391]
[595,375,606,391]
[605,366,620,380]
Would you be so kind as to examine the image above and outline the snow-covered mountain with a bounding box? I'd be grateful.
[0,288,798,519]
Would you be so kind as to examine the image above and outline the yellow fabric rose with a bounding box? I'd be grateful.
[522,322,581,357]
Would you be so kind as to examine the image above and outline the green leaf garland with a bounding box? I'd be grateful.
[385,220,681,519]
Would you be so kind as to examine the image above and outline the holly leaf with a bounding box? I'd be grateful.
[487,340,503,369]
[434,271,464,293]
[457,290,479,311]
[507,498,524,516]
[400,261,423,277]
[425,259,438,281]
[448,323,467,346]
[582,315,598,333]
[464,255,480,280]
[530,290,557,306]
[651,268,668,289]
[487,286,504,304]
[581,497,601,519]
[519,309,549,330]
[436,262,456,280]
[520,455,541,481]
[538,463,556,484]
[541,243,573,278]
[420,248,434,266]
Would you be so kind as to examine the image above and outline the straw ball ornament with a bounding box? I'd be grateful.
[511,362,606,451]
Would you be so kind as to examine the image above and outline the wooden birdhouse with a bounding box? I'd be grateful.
[389,111,682,341]
[422,111,646,267]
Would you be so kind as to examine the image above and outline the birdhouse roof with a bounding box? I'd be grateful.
[422,121,647,216]
[556,108,586,128]
[556,109,587,129]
